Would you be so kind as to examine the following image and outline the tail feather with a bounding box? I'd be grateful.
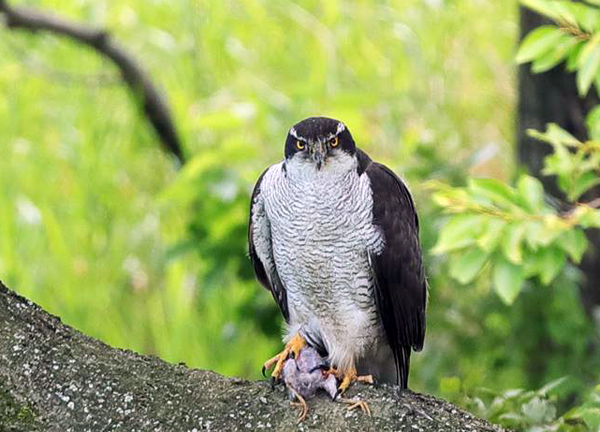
[396,345,411,389]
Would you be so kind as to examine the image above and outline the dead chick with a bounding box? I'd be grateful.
[280,346,371,422]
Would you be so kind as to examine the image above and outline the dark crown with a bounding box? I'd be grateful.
[291,117,344,141]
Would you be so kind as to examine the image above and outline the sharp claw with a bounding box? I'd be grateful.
[289,388,309,423]
[309,364,328,373]
[334,388,342,401]
[298,408,307,422]
[262,334,307,391]
[339,397,372,417]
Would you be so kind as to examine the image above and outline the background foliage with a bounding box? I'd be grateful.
[1,0,599,430]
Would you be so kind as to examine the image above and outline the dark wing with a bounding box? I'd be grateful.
[248,168,289,322]
[362,152,427,389]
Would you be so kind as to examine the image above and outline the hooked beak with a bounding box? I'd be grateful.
[309,141,326,170]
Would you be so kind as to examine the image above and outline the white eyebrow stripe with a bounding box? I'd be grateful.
[322,122,346,141]
[289,127,308,142]
[290,121,346,142]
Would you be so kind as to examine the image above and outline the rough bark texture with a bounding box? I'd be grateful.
[517,5,600,316]
[0,280,506,432]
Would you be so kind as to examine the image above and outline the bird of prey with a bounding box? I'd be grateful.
[248,117,426,395]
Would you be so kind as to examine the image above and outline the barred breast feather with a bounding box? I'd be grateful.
[251,152,386,375]
[249,148,426,387]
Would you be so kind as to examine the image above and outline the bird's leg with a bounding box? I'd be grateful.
[339,397,372,416]
[332,365,374,397]
[262,333,306,380]
[329,365,373,416]
[324,366,339,376]
[288,388,309,422]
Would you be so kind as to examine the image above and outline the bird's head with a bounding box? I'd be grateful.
[284,117,356,171]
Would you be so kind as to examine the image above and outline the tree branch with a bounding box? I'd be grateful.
[0,279,508,431]
[0,0,186,165]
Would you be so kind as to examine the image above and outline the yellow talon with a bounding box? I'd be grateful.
[262,333,306,380]
[340,397,372,416]
[288,333,306,359]
[325,367,339,377]
[335,366,374,396]
[333,367,373,417]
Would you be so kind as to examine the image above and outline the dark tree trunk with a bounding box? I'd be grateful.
[517,5,600,316]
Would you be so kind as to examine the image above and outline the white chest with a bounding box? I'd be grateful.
[260,159,385,366]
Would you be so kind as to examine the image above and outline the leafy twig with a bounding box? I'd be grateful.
[558,22,592,41]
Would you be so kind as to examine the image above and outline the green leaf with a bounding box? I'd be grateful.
[521,397,556,424]
[576,4,600,33]
[531,36,580,73]
[431,187,470,208]
[477,219,507,252]
[567,40,586,71]
[537,216,568,246]
[524,221,545,249]
[517,175,546,212]
[564,407,600,430]
[550,1,578,26]
[558,229,588,262]
[533,123,581,147]
[539,377,568,395]
[502,388,525,399]
[586,105,600,140]
[502,224,527,264]
[569,171,600,201]
[517,26,566,64]
[493,255,525,305]
[526,247,566,284]
[541,249,566,285]
[469,178,519,208]
[449,248,489,284]
[577,33,600,95]
[433,214,487,254]
[577,207,600,228]
[542,152,574,179]
[520,0,561,21]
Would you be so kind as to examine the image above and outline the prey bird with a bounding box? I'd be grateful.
[248,117,427,399]
[281,346,370,421]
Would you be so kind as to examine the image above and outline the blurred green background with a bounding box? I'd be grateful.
[3,0,596,423]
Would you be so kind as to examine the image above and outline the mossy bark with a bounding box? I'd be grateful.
[0,280,507,431]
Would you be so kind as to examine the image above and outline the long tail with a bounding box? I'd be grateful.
[397,345,411,389]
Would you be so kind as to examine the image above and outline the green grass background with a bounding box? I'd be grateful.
[1,0,541,397]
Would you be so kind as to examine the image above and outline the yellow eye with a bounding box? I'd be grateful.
[296,140,305,150]
[330,137,339,147]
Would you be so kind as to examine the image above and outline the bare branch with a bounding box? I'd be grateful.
[0,0,186,165]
